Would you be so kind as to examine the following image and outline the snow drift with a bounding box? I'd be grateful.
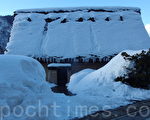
[0,55,45,82]
[68,50,150,100]
[0,55,56,120]
[6,7,150,58]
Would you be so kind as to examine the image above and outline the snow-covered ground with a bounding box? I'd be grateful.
[1,51,150,120]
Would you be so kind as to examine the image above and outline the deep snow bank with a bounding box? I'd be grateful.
[6,7,150,58]
[68,50,150,100]
[0,55,56,120]
[0,55,45,82]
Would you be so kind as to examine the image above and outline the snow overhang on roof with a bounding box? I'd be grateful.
[14,6,141,15]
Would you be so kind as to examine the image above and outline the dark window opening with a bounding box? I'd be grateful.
[105,17,111,21]
[45,17,60,23]
[120,16,124,21]
[76,17,84,22]
[45,18,53,23]
[61,18,68,23]
[88,17,95,22]
[27,18,32,22]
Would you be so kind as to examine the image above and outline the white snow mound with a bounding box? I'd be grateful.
[0,55,45,83]
[68,50,150,100]
[0,55,56,120]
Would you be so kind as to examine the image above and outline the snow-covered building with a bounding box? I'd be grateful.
[6,7,150,85]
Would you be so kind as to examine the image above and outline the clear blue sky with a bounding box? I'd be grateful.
[0,0,149,24]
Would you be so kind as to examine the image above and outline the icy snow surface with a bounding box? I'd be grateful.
[6,7,150,58]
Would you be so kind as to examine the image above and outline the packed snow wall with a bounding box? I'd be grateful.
[0,16,14,53]
[6,7,150,59]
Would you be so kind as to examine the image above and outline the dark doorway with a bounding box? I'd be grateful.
[57,68,68,86]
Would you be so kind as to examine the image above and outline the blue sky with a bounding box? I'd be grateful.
[0,0,149,24]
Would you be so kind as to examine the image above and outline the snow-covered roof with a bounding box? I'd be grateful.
[6,7,150,61]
